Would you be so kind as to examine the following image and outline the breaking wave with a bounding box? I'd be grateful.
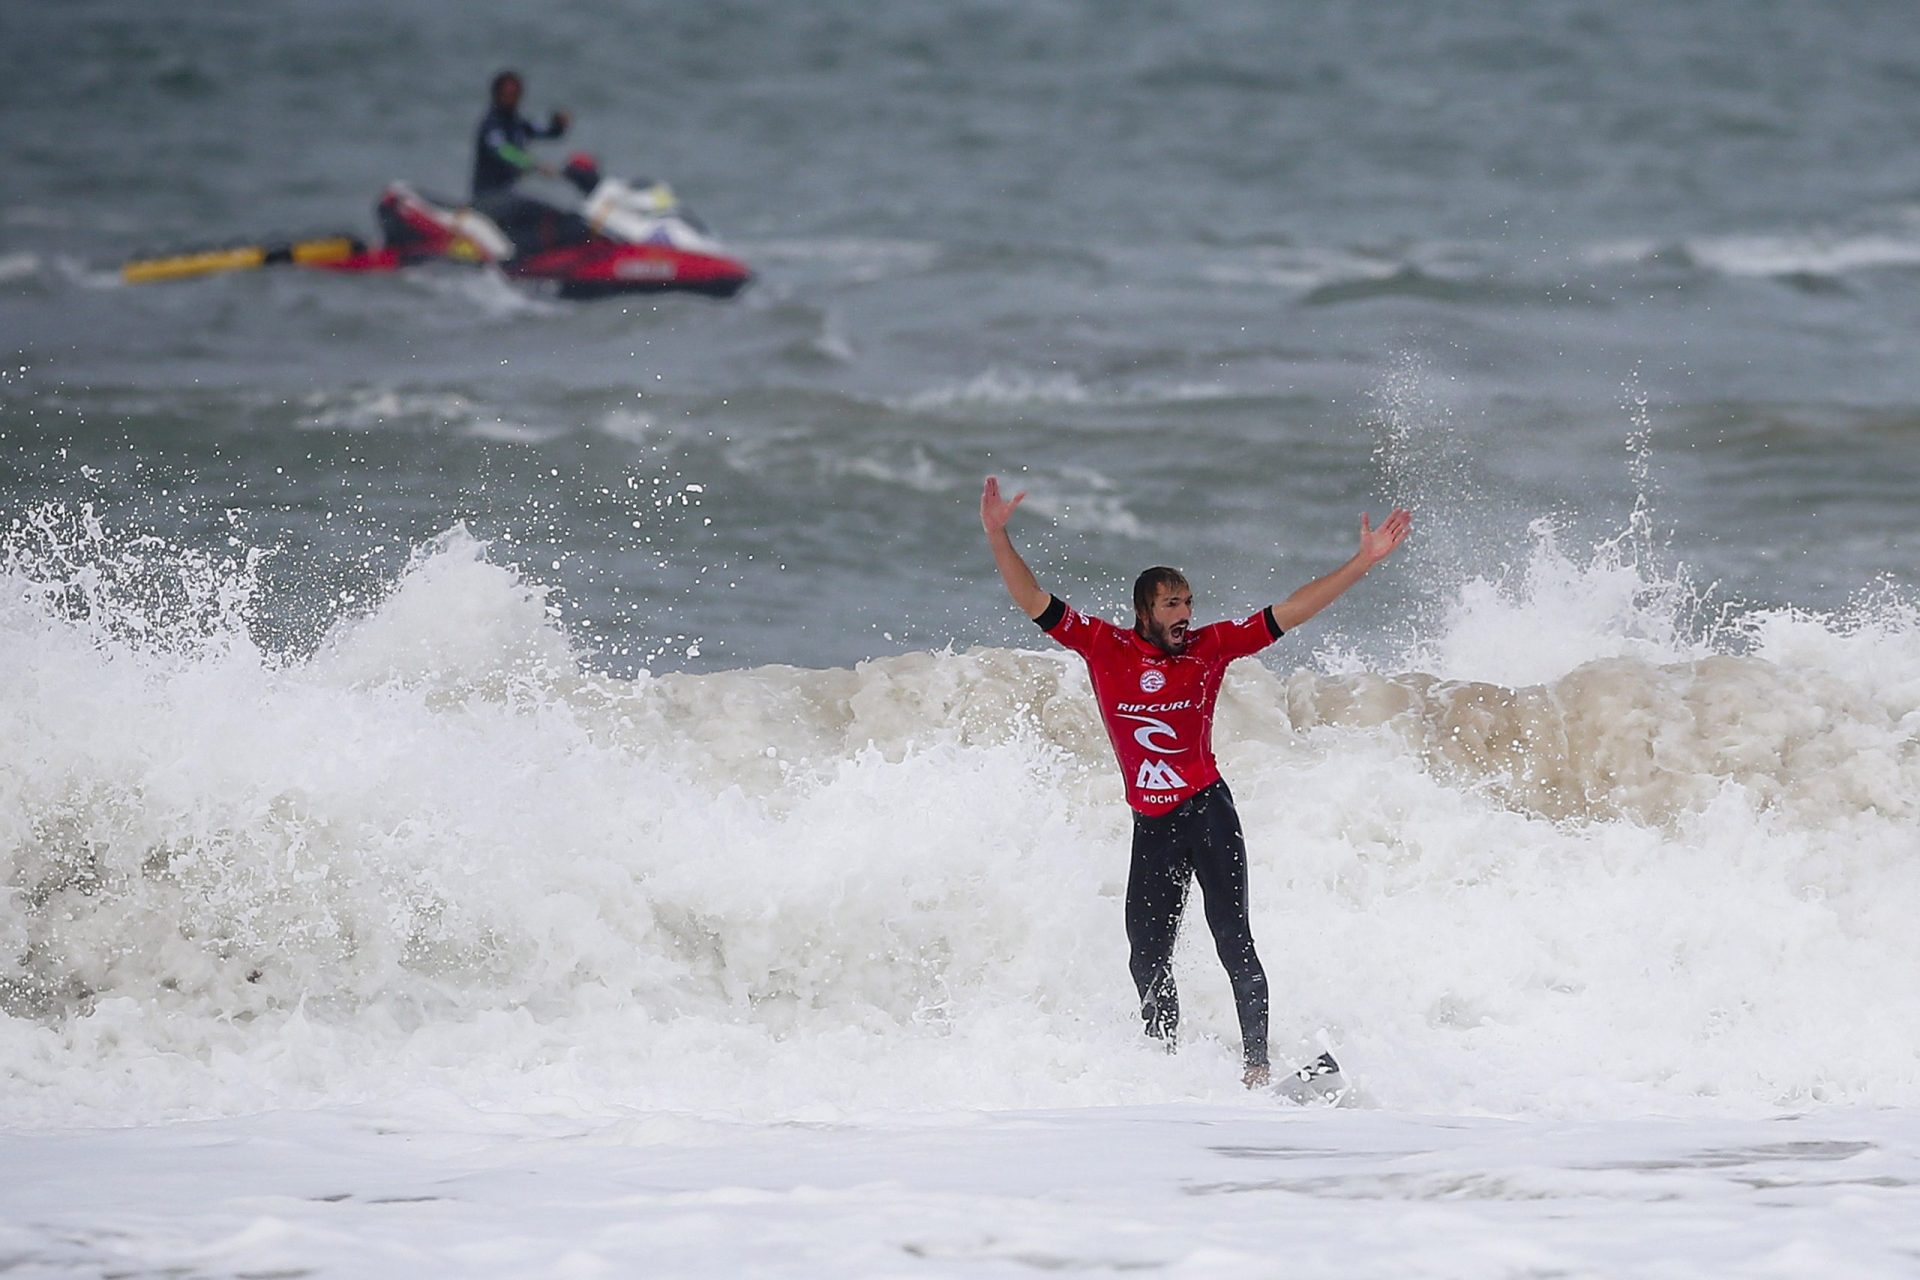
[6,504,1920,1125]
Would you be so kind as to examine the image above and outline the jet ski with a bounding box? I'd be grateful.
[121,155,752,300]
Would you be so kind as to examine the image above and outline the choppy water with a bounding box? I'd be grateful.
[7,2,1920,1273]
[8,0,1920,670]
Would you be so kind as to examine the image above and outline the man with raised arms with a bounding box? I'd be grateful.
[981,475,1411,1088]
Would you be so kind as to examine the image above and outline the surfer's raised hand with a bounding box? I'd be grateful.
[1269,505,1414,633]
[981,476,1049,618]
[980,475,1027,534]
[1358,507,1413,566]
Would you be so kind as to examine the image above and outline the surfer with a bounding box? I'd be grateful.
[980,475,1411,1087]
[471,70,572,199]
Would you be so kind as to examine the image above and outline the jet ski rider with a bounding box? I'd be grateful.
[471,70,571,200]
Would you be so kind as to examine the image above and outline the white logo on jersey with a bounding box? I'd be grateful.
[1136,759,1189,791]
[1139,669,1165,693]
[1116,713,1185,754]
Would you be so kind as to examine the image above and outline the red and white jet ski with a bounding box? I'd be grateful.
[121,154,751,299]
[328,155,752,299]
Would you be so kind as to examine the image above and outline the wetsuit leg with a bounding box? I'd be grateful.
[1186,784,1270,1069]
[1126,811,1192,1047]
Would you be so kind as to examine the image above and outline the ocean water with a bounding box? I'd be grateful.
[7,1,1920,1275]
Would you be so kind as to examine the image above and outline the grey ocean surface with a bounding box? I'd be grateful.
[13,9,1920,1276]
[6,0,1920,670]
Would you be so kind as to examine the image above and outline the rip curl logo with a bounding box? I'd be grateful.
[1139,669,1165,693]
[1135,759,1189,792]
[1115,713,1184,754]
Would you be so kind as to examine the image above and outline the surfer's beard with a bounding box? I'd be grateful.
[1142,617,1189,655]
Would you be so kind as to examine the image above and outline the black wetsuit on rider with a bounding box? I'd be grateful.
[471,93,568,198]
[469,71,585,257]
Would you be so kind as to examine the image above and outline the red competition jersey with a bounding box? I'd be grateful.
[1040,598,1283,814]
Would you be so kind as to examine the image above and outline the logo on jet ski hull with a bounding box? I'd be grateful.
[613,255,678,281]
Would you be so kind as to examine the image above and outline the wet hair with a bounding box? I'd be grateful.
[1132,566,1191,619]
[490,69,523,100]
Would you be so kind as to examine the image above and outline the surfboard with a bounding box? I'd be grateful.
[1273,1051,1347,1105]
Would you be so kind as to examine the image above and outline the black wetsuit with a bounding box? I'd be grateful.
[1126,780,1270,1068]
[471,105,568,199]
[1032,596,1279,1072]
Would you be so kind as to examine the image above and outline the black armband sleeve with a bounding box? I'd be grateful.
[1033,596,1066,631]
[1263,606,1284,639]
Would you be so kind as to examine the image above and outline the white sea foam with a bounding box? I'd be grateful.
[1581,229,1920,279]
[295,386,565,442]
[806,321,857,363]
[298,388,483,433]
[1398,514,1715,685]
[1013,465,1150,539]
[10,1101,1918,1278]
[595,407,667,444]
[403,265,563,318]
[818,448,1149,544]
[57,254,131,292]
[1684,232,1920,278]
[0,253,41,284]
[832,444,953,493]
[898,367,1099,411]
[896,367,1237,417]
[6,506,1920,1132]
[1198,245,1403,292]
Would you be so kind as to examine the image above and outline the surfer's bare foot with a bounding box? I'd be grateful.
[1242,1064,1270,1089]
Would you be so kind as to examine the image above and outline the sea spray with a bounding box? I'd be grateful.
[6,511,1920,1125]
